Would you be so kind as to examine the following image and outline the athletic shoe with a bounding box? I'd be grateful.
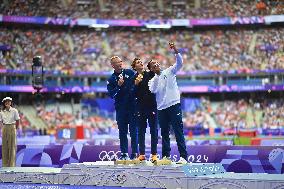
[137,155,146,162]
[176,157,187,164]
[150,154,158,163]
[119,153,130,160]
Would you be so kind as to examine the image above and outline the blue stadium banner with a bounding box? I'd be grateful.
[171,19,191,27]
[264,15,284,24]
[191,17,231,26]
[77,18,97,26]
[2,15,78,26]
[1,15,279,27]
[44,17,78,26]
[230,16,265,25]
[3,15,47,24]
[96,19,143,26]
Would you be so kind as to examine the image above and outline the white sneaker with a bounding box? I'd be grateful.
[176,157,187,164]
[162,156,171,161]
[160,156,172,165]
[119,153,130,160]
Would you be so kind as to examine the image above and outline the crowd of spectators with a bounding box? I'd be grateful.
[5,97,282,137]
[183,97,284,130]
[1,0,284,19]
[1,27,284,72]
[19,112,30,127]
[36,104,117,135]
[33,97,284,137]
[189,0,284,18]
[262,99,284,129]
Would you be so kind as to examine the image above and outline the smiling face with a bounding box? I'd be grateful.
[110,56,123,73]
[148,60,161,74]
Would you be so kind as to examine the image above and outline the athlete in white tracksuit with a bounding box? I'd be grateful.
[148,42,188,163]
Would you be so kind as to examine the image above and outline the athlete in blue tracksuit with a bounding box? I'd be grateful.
[107,56,138,160]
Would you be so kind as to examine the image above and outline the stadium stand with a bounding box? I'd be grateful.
[1,28,284,72]
[1,0,284,19]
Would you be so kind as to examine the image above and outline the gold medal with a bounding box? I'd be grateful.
[138,74,143,80]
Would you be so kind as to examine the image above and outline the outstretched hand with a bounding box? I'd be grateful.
[169,42,175,49]
[169,42,179,54]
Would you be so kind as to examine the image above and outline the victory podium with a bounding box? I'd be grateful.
[0,162,283,189]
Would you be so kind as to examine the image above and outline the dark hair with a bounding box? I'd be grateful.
[147,59,153,70]
[131,57,140,70]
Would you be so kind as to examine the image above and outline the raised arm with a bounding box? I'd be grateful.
[171,53,183,74]
[169,42,183,74]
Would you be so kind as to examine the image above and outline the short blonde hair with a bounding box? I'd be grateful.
[110,56,119,64]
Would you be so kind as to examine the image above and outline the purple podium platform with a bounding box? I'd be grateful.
[0,145,283,174]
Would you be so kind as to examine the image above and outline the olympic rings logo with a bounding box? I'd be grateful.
[99,150,121,161]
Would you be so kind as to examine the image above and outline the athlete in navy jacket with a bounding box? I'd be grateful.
[107,56,138,160]
[131,58,158,163]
